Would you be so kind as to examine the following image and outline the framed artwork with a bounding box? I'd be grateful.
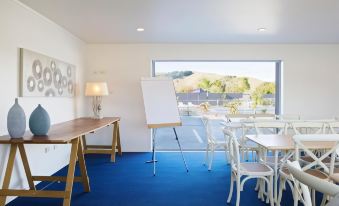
[20,48,76,97]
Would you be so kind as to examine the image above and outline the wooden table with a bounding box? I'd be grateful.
[246,134,335,205]
[0,117,121,206]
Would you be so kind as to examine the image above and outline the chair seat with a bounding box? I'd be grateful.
[281,167,328,180]
[239,162,273,174]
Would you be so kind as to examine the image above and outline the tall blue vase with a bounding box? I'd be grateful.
[7,98,26,138]
[29,104,51,136]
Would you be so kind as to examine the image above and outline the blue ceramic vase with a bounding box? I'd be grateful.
[29,104,50,136]
[7,98,26,138]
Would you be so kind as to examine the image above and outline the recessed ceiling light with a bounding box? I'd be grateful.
[136,27,145,32]
[257,28,267,32]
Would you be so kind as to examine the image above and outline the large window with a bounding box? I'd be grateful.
[153,60,282,150]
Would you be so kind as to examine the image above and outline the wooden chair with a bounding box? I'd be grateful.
[226,130,274,206]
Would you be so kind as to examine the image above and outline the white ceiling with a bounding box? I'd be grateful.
[18,0,339,43]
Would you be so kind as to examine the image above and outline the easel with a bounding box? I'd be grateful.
[146,126,189,176]
[141,77,188,176]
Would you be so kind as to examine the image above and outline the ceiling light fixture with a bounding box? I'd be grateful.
[136,27,145,32]
[257,28,267,32]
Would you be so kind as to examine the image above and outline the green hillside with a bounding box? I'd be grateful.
[158,71,267,93]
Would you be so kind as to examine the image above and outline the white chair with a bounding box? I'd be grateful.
[254,121,288,136]
[328,121,339,134]
[278,134,339,206]
[202,115,228,171]
[277,114,301,121]
[254,121,288,161]
[286,161,312,206]
[226,130,274,206]
[253,121,288,200]
[238,121,260,161]
[291,121,326,135]
[287,160,339,206]
[287,134,339,206]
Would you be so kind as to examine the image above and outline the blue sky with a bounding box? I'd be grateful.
[155,61,276,82]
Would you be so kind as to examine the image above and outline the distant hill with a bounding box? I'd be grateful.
[157,71,266,93]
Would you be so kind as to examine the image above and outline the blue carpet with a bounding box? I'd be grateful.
[8,152,314,206]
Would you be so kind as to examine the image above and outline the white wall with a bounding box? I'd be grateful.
[85,44,339,152]
[2,0,339,200]
[0,0,86,203]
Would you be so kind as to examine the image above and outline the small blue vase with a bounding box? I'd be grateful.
[29,104,50,136]
[7,98,26,138]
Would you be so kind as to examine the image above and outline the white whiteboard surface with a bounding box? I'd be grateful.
[141,77,181,128]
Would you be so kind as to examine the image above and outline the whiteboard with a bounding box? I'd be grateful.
[141,77,182,129]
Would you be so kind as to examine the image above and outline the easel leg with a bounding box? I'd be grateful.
[77,138,90,192]
[63,138,79,206]
[111,122,118,162]
[152,129,156,176]
[0,144,18,206]
[18,144,36,190]
[173,128,189,172]
[146,129,157,176]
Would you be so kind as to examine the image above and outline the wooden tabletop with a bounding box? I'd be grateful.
[0,117,120,144]
[246,134,335,150]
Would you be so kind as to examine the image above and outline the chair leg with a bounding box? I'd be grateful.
[277,177,285,205]
[224,146,229,164]
[269,175,274,206]
[293,184,299,206]
[312,189,316,206]
[236,176,241,206]
[208,145,214,171]
[255,179,259,192]
[260,179,265,201]
[257,179,262,200]
[246,149,249,161]
[241,149,245,162]
[204,144,210,166]
[227,173,234,203]
[320,194,327,206]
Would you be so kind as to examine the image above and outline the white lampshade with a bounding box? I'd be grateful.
[85,82,109,96]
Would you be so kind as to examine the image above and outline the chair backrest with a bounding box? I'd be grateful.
[286,161,312,206]
[226,131,240,171]
[328,121,339,134]
[202,115,226,143]
[239,122,256,144]
[293,134,339,174]
[254,121,287,135]
[291,121,326,135]
[287,160,339,199]
[277,114,301,120]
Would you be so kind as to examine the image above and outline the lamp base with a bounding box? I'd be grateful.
[92,96,104,120]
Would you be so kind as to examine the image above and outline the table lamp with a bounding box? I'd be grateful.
[85,82,109,119]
